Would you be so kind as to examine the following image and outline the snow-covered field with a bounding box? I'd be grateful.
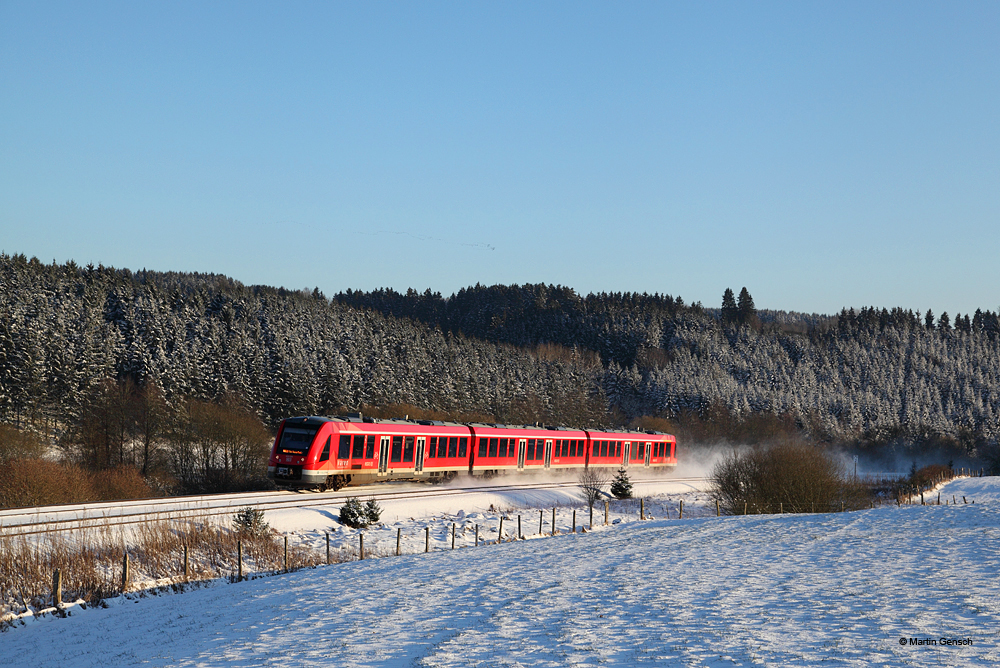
[4,477,999,667]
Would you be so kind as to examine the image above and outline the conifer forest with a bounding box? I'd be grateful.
[3,252,1000,491]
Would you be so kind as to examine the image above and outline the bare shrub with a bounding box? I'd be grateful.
[711,442,869,515]
[578,468,610,509]
[0,424,46,461]
[92,466,154,501]
[911,464,951,489]
[0,459,96,509]
[0,460,155,510]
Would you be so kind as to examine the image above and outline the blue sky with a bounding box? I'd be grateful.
[2,2,998,317]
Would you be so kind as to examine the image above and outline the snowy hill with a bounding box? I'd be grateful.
[4,477,999,667]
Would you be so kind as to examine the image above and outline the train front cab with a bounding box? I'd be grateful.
[269,417,337,488]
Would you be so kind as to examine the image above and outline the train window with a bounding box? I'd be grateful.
[614,441,621,458]
[278,426,317,454]
[458,437,467,457]
[639,443,646,459]
[526,439,535,460]
[573,440,580,457]
[338,435,351,460]
[391,436,403,463]
[403,436,414,462]
[478,437,487,457]
[488,438,498,458]
[319,436,331,462]
[428,437,438,459]
[499,438,508,458]
[352,435,365,459]
[448,437,458,458]
[365,435,376,459]
[568,440,574,457]
[592,441,599,457]
[599,441,606,457]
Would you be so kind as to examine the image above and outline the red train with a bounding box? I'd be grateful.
[267,415,677,490]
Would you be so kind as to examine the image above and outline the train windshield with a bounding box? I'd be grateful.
[278,427,318,454]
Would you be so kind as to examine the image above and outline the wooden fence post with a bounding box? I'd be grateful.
[539,510,543,535]
[475,524,479,547]
[452,523,456,549]
[184,545,189,580]
[425,527,430,553]
[238,540,243,581]
[640,498,645,520]
[551,508,556,536]
[679,500,683,519]
[359,534,365,560]
[326,533,331,565]
[121,552,130,592]
[744,501,748,515]
[604,500,609,525]
[52,569,62,607]
[716,499,720,517]
[499,516,504,543]
[284,536,288,572]
[397,527,402,556]
[518,515,522,539]
[572,510,576,533]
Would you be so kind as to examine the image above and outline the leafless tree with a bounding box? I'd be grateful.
[578,467,611,526]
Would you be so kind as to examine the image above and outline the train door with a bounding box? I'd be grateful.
[517,439,526,470]
[544,440,552,469]
[378,436,389,475]
[644,441,652,468]
[623,442,631,468]
[415,437,425,473]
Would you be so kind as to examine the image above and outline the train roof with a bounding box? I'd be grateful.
[278,416,673,439]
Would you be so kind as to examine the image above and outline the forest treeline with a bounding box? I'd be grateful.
[3,253,1000,494]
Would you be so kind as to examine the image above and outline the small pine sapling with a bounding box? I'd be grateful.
[339,497,368,528]
[610,468,633,499]
[364,496,383,526]
[232,506,270,539]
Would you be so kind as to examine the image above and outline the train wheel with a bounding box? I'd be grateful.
[326,475,351,491]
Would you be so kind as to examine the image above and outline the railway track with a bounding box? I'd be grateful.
[0,476,709,538]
